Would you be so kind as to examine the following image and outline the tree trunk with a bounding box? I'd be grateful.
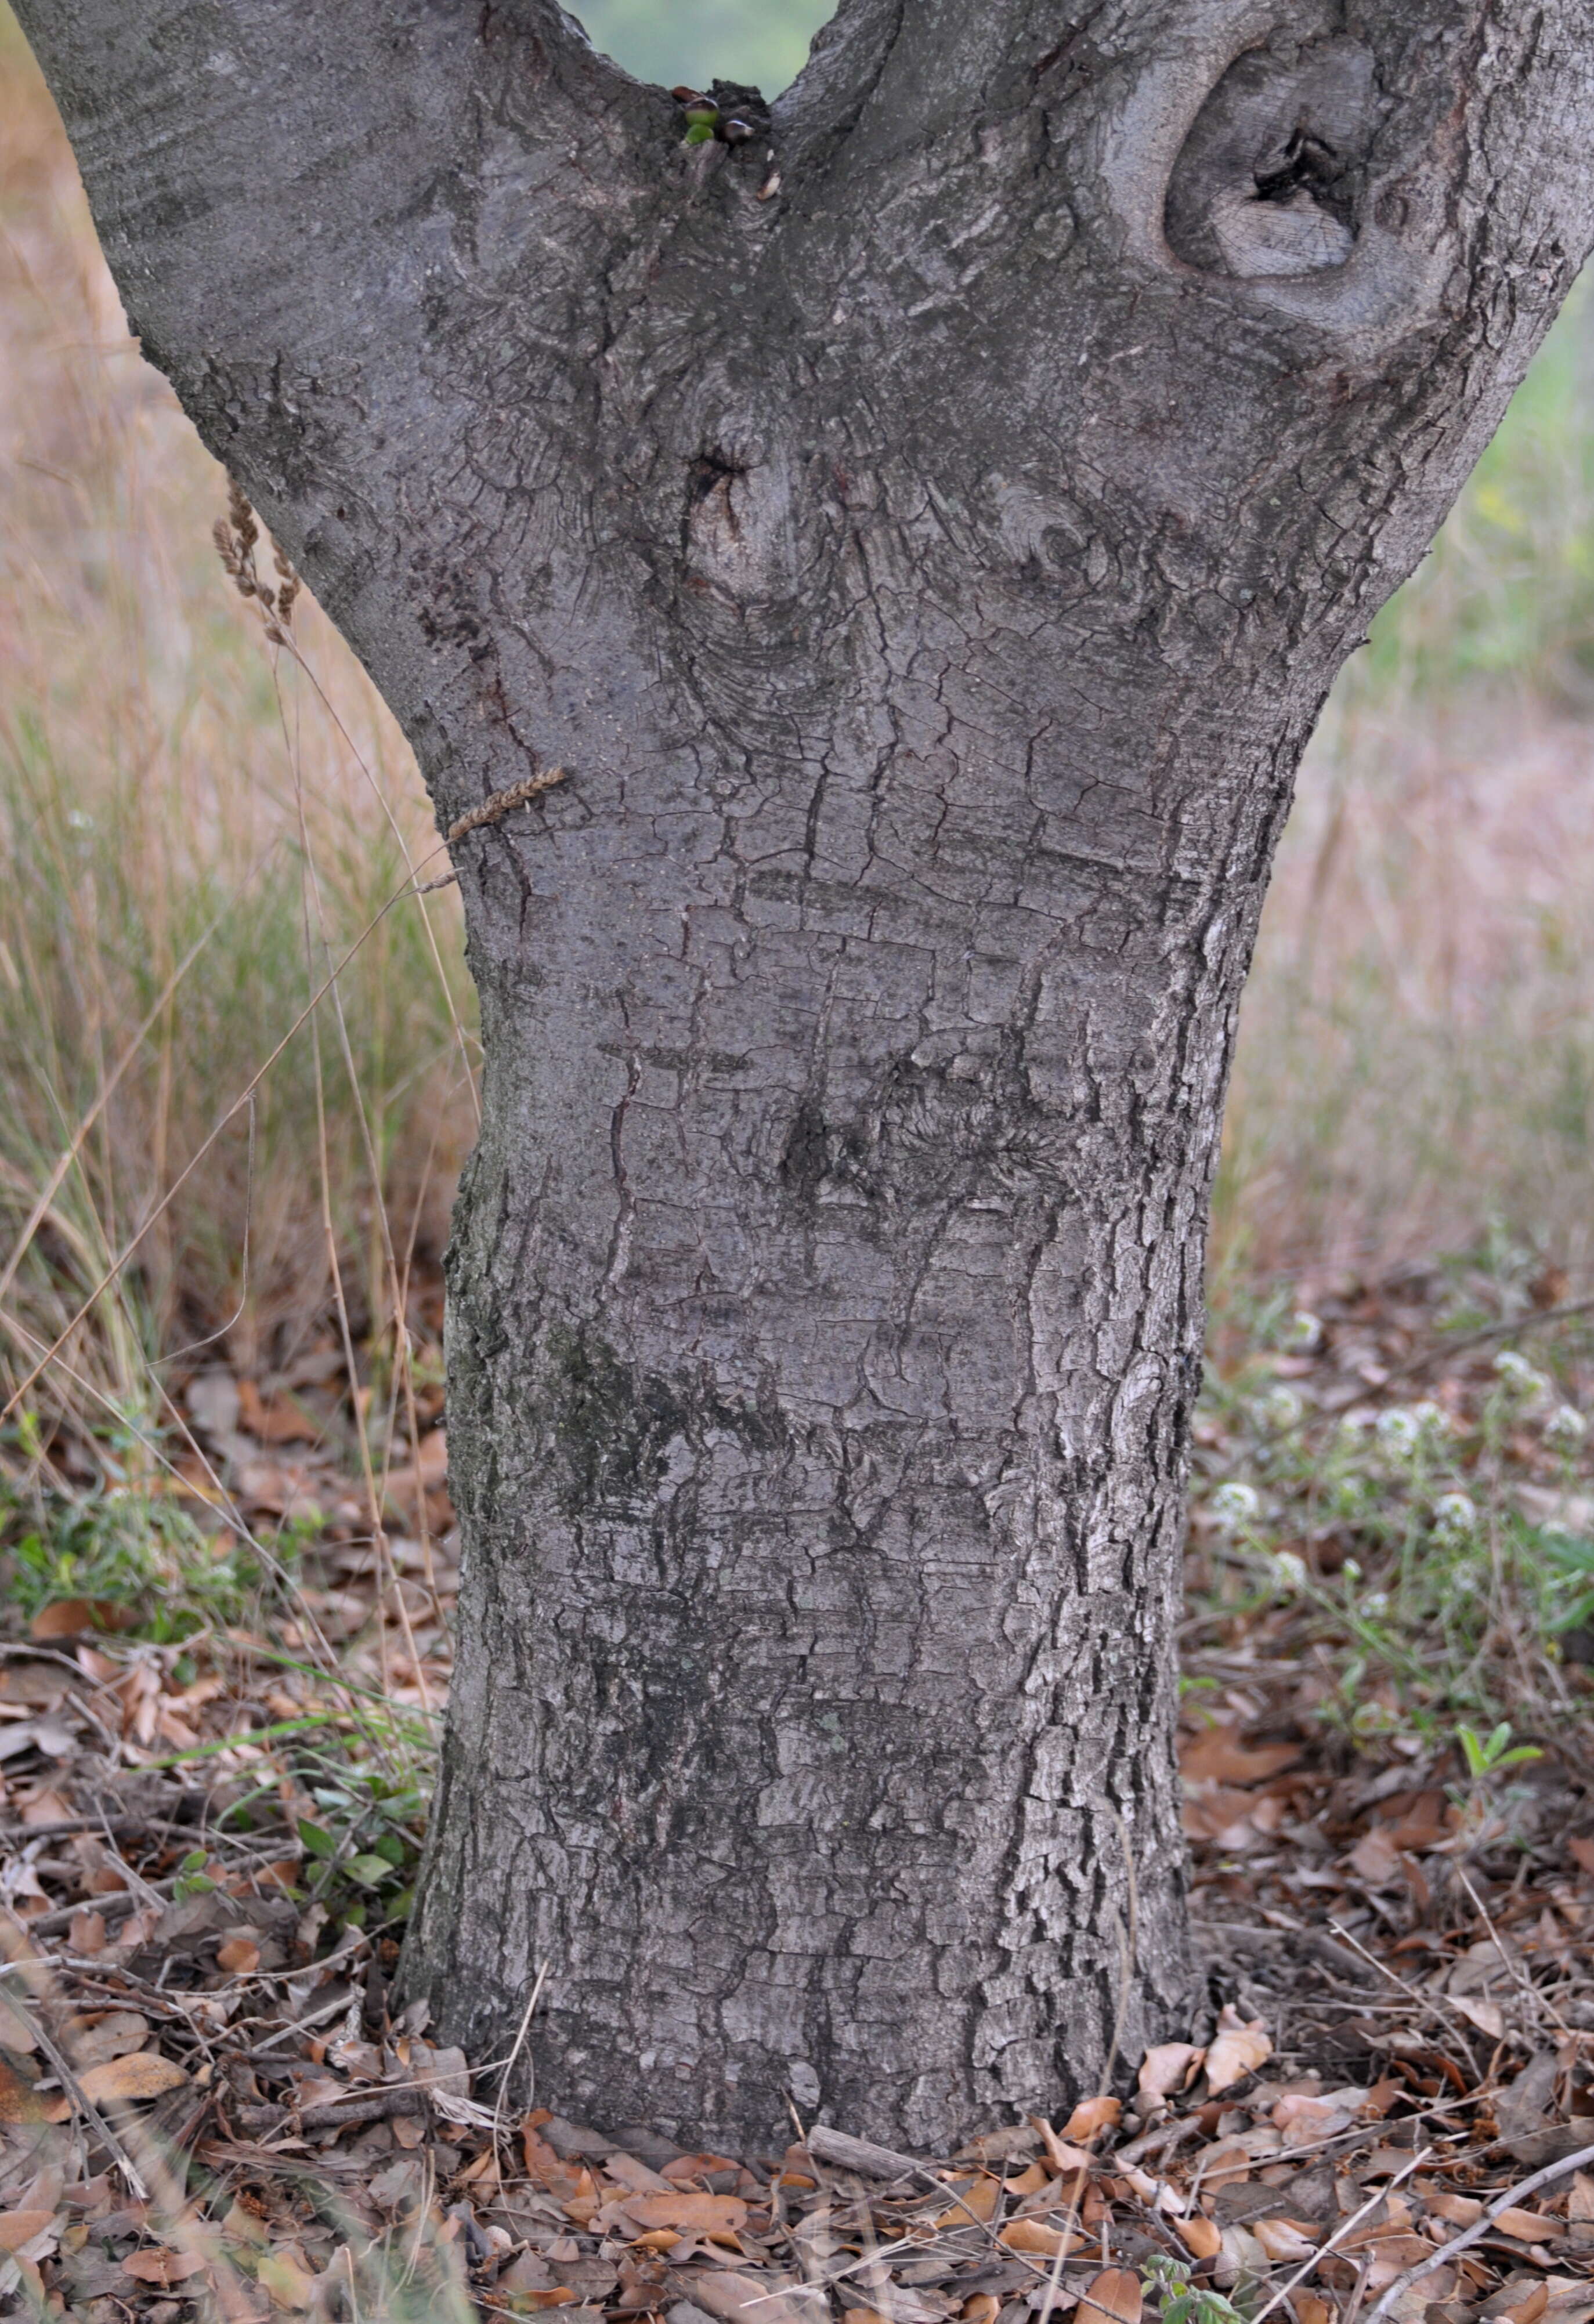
[14,0,1594,2152]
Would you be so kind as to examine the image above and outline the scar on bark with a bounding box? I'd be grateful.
[688,449,748,545]
[1165,35,1380,281]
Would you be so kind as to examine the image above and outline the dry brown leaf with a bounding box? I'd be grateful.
[1176,2218,1223,2262]
[1497,2210,1568,2243]
[1138,2043,1203,2105]
[1430,2195,1484,2227]
[237,1378,320,1445]
[665,2152,742,2182]
[28,1599,129,1641]
[1252,2220,1318,2263]
[1570,1838,1594,1879]
[1348,1828,1402,1886]
[124,2250,207,2288]
[963,2300,1001,2324]
[1451,1994,1506,2041]
[216,1938,261,1975]
[1205,2004,1271,2095]
[77,2051,188,2105]
[1076,2268,1143,2324]
[1360,2235,1433,2290]
[67,1911,105,1964]
[1179,1728,1302,1786]
[0,2212,56,2254]
[684,2269,825,2324]
[0,2055,66,2126]
[66,2010,149,2069]
[516,2296,580,2314]
[934,2175,1002,2228]
[1503,2286,1550,2324]
[1569,2175,1594,2224]
[1059,2095,1122,2144]
[624,2192,749,2238]
[1296,2297,1336,2324]
[999,2220,1086,2258]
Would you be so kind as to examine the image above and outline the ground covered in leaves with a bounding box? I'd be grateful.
[1,1254,1594,2324]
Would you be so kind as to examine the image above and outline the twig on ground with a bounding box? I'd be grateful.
[1364,2135,1594,2324]
[1250,2149,1432,2324]
[1382,1293,1594,1381]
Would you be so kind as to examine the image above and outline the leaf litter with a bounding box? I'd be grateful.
[0,1263,1592,2320]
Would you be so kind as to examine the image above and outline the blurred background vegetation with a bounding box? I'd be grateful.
[2,0,1593,1438]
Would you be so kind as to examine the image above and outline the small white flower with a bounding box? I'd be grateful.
[1411,1401,1447,1434]
[1433,1490,1479,1539]
[1546,1404,1588,1451]
[1342,1557,1362,1580]
[1267,1549,1307,1592]
[1254,1385,1303,1432]
[1285,1311,1324,1353]
[1362,1590,1390,1616]
[66,808,94,832]
[1210,1480,1261,1529]
[1493,1350,1549,1398]
[1377,1407,1422,1454]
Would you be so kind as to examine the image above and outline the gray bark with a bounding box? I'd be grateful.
[15,0,1594,2153]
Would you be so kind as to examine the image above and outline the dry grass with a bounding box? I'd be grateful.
[1216,290,1594,1291]
[0,12,476,1440]
[2,1,1593,1428]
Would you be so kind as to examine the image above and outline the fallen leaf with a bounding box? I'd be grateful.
[1252,2220,1319,2263]
[624,2193,749,2239]
[1138,2043,1203,2105]
[0,2212,56,2254]
[77,2052,188,2105]
[1570,2175,1594,2224]
[1497,2211,1568,2243]
[1451,1994,1506,2041]
[1180,1728,1303,1785]
[1060,2097,1122,2143]
[999,2220,1086,2258]
[66,2010,149,2069]
[934,2175,1002,2228]
[682,2269,826,2324]
[0,2055,67,2126]
[216,1938,261,1975]
[1205,2004,1271,2095]
[963,2300,1002,2324]
[1430,2195,1484,2227]
[1349,1828,1403,1886]
[1121,2164,1188,2217]
[1570,1838,1594,1879]
[1176,2218,1223,2262]
[124,2250,208,2287]
[237,1378,320,1445]
[29,1599,129,1641]
[1503,2287,1550,2324]
[257,2249,318,2309]
[1296,2299,1335,2324]
[1076,2268,1143,2324]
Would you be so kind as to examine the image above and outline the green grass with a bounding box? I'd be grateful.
[1191,1294,1594,1744]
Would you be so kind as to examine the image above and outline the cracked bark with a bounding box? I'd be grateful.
[15,0,1594,2151]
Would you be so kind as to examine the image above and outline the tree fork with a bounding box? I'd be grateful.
[13,0,1594,2149]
